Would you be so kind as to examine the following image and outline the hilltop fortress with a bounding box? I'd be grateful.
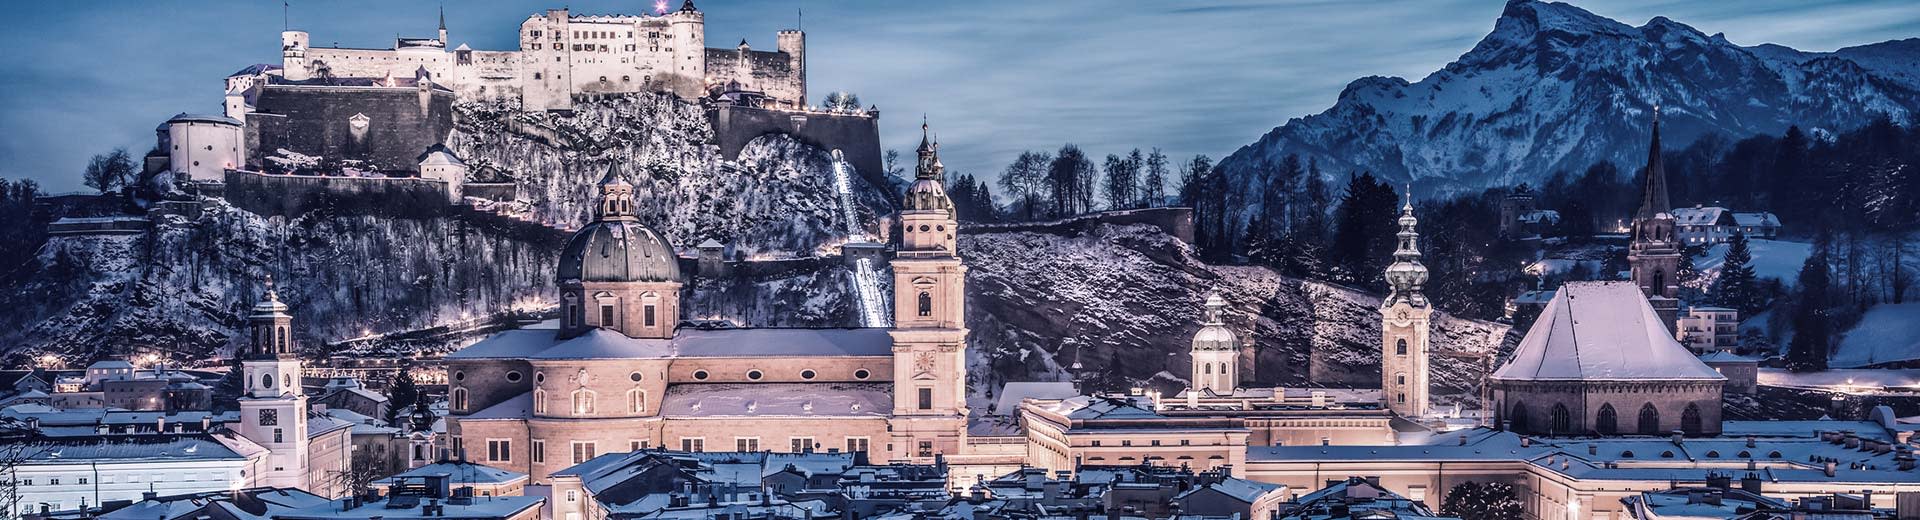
[269,1,804,112]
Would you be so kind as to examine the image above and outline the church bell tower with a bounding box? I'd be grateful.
[888,121,969,462]
[1381,194,1432,417]
[237,277,311,491]
[1629,107,1682,331]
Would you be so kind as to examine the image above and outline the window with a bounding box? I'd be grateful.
[1396,373,1406,385]
[800,369,816,380]
[533,389,548,415]
[918,388,933,410]
[1596,403,1617,435]
[846,437,870,454]
[1396,338,1408,355]
[790,437,814,452]
[1681,403,1703,435]
[1122,440,1132,447]
[628,388,646,413]
[1397,393,1406,404]
[629,439,649,451]
[917,440,934,458]
[1509,401,1529,432]
[1091,440,1102,447]
[747,370,763,381]
[1204,364,1211,375]
[532,440,545,463]
[600,305,615,328]
[1638,403,1661,435]
[736,437,760,452]
[1550,404,1571,434]
[572,389,596,415]
[259,409,278,426]
[77,477,88,484]
[274,428,284,443]
[643,305,656,327]
[681,437,705,452]
[692,370,709,380]
[854,369,870,380]
[451,388,468,412]
[487,439,511,462]
[571,441,597,464]
[506,371,522,382]
[917,292,933,317]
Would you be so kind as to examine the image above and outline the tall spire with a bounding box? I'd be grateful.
[1384,192,1428,308]
[915,117,941,181]
[1636,105,1671,220]
[438,5,445,30]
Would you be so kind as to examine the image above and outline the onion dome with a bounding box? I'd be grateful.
[1384,193,1429,308]
[904,120,952,212]
[556,167,681,284]
[1191,293,1239,351]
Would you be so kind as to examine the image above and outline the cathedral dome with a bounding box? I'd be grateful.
[557,221,681,284]
[904,177,951,211]
[1191,294,1238,351]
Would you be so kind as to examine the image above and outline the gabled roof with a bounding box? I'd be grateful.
[1492,282,1724,382]
[415,143,465,166]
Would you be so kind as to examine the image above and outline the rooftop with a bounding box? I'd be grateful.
[1493,282,1724,382]
[659,383,891,418]
[448,326,894,360]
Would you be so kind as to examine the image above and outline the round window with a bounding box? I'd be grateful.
[453,371,466,382]
[261,374,273,387]
[800,369,817,380]
[853,369,871,380]
[693,370,709,381]
[920,225,930,232]
[936,225,945,231]
[505,371,522,383]
[535,372,545,384]
[746,370,763,381]
[629,372,643,382]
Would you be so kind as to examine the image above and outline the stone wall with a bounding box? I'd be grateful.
[246,85,457,173]
[708,105,882,186]
[224,170,453,219]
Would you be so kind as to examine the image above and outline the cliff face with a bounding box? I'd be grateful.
[959,223,1512,406]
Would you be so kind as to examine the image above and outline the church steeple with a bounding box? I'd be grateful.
[598,165,637,221]
[1384,190,1428,308]
[1628,105,1683,328]
[1636,106,1671,221]
[1381,190,1432,418]
[1190,293,1241,396]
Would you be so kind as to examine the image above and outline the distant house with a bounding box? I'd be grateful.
[1671,206,1782,246]
[1676,306,1740,353]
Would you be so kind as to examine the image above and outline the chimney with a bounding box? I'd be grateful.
[1740,473,1763,494]
[1520,437,1531,448]
[1747,435,1757,448]
[1825,461,1838,478]
[1672,430,1684,445]
[1187,390,1198,408]
[156,416,166,432]
[1588,444,1597,456]
[200,415,211,431]
[1459,434,1468,446]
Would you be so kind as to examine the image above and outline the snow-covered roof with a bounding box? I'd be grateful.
[228,63,282,77]
[377,461,527,485]
[1732,212,1780,228]
[447,327,894,360]
[659,383,890,418]
[1045,395,1165,420]
[166,112,243,126]
[1697,351,1758,364]
[1492,282,1724,382]
[88,360,134,370]
[463,392,532,420]
[1671,206,1732,226]
[992,382,1079,416]
[1175,477,1282,504]
[323,408,404,435]
[21,435,248,464]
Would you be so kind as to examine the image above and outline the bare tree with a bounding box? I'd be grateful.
[82,148,136,194]
[1,418,48,518]
[998,151,1051,221]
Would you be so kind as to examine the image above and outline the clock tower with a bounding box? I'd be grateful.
[237,277,311,490]
[1381,195,1432,417]
[888,121,969,462]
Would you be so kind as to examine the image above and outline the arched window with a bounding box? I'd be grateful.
[1509,401,1529,432]
[1595,404,1617,436]
[627,388,646,414]
[451,388,468,412]
[917,292,932,317]
[1681,403,1703,435]
[572,389,596,415]
[1652,270,1667,293]
[533,389,548,415]
[1638,403,1661,435]
[1395,338,1407,355]
[1203,364,1211,375]
[1550,404,1571,435]
[277,327,288,353]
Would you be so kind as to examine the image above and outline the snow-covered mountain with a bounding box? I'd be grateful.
[1217,0,1920,195]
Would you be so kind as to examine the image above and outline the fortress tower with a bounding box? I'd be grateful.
[281,30,310,81]
[1628,108,1681,331]
[1189,294,1240,395]
[889,122,969,461]
[237,277,311,490]
[1381,194,1431,417]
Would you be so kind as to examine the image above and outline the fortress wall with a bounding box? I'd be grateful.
[961,207,1196,244]
[246,86,457,173]
[307,48,452,80]
[709,105,883,187]
[225,170,454,219]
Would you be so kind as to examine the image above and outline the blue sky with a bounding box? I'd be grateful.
[2,1,1916,193]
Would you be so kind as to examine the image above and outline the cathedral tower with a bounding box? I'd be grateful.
[1381,195,1431,417]
[237,277,311,490]
[889,121,969,462]
[1628,107,1681,331]
[1190,294,1240,395]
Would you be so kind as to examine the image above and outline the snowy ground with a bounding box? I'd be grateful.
[1829,303,1920,368]
[1759,368,1920,394]
[1695,239,1813,287]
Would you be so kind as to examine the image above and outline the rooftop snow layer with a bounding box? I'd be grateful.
[658,383,890,418]
[447,327,894,360]
[1492,282,1724,382]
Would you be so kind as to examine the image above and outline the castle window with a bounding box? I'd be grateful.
[487,439,511,462]
[274,428,283,443]
[277,327,288,353]
[1396,373,1406,385]
[790,437,814,453]
[532,439,544,463]
[917,440,934,458]
[1204,364,1211,375]
[917,387,933,410]
[1638,403,1661,435]
[1396,393,1405,404]
[451,388,468,412]
[629,372,643,382]
[1596,403,1617,435]
[917,292,932,317]
[680,437,704,452]
[1509,401,1529,432]
[736,437,760,452]
[1396,338,1407,355]
[534,72,542,80]
[572,389,596,415]
[628,388,645,413]
[261,374,273,388]
[453,371,465,382]
[846,437,870,454]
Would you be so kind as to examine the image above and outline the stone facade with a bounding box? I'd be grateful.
[1493,380,1724,436]
[1380,198,1432,417]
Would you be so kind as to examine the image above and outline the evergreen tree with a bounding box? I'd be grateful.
[1178,155,1212,208]
[1141,148,1169,208]
[1710,232,1761,315]
[409,396,436,432]
[1441,481,1524,520]
[1329,173,1399,290]
[1281,160,1331,278]
[1787,249,1832,371]
[385,367,419,427]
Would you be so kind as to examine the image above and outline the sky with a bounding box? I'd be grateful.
[2,0,1916,193]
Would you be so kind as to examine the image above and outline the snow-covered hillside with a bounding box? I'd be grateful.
[1217,0,1920,197]
[1831,303,1920,369]
[960,222,1512,403]
[1695,238,1812,287]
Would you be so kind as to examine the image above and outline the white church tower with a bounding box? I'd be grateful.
[888,121,970,462]
[237,277,311,490]
[1381,194,1432,417]
[1190,293,1240,395]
